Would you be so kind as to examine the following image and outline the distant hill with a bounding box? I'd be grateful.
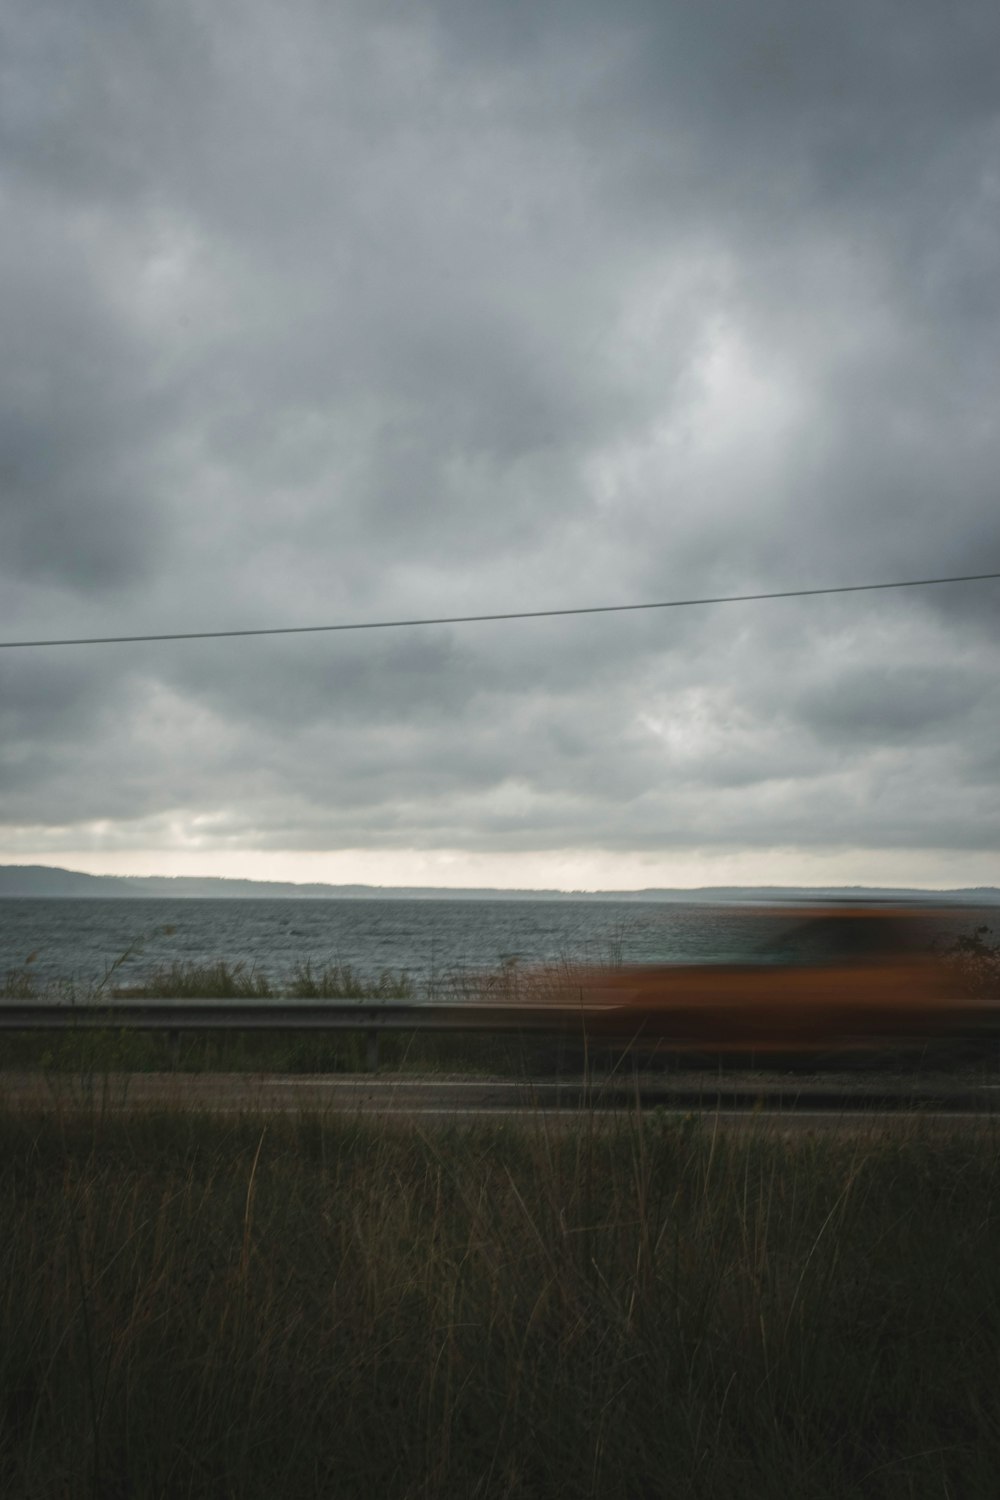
[0,865,137,897]
[0,863,998,903]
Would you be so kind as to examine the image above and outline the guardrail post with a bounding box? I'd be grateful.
[365,1028,380,1073]
[168,1030,181,1069]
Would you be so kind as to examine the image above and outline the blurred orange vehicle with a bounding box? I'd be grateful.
[536,906,998,1059]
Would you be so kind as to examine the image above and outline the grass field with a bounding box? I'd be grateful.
[2,1103,1000,1498]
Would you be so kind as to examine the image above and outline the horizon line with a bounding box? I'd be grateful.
[1,862,997,898]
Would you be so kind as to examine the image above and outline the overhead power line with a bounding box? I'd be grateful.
[1,570,998,651]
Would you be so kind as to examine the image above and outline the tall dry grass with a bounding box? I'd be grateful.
[2,1106,1000,1497]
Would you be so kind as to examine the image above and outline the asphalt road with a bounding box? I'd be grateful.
[3,1071,1000,1131]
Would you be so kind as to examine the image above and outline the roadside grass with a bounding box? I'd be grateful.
[1,1105,999,1497]
[2,956,417,1004]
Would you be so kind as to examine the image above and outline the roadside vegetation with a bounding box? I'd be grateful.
[2,1105,999,1498]
[1,956,417,1004]
[941,923,1000,997]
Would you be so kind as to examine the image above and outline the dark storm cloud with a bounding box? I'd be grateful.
[795,662,986,747]
[0,207,171,588]
[1,0,998,871]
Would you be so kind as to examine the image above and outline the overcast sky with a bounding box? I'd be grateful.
[2,0,999,890]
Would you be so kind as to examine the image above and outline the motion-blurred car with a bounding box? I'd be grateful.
[544,906,996,1059]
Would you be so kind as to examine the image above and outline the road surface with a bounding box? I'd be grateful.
[3,1070,1000,1131]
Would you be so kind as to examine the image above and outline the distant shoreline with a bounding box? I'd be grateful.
[1,862,998,903]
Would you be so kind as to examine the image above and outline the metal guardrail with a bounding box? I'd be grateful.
[4,993,994,1073]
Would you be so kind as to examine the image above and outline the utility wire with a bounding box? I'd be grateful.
[1,570,998,650]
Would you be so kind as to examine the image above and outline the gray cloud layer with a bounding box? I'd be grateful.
[2,0,999,873]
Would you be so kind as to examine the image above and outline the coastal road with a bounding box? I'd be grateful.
[3,1071,1000,1131]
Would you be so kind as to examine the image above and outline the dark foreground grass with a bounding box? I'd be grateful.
[2,1107,1000,1498]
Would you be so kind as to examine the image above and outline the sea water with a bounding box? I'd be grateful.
[0,896,816,993]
